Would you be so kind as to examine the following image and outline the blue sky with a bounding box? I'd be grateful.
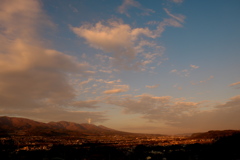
[0,0,240,134]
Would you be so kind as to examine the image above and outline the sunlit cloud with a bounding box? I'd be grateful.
[146,84,160,89]
[96,79,121,84]
[170,69,178,73]
[79,78,93,86]
[190,64,199,69]
[99,69,112,74]
[106,94,197,119]
[103,85,129,94]
[106,93,240,131]
[0,0,83,109]
[71,20,159,70]
[0,0,108,123]
[71,9,184,71]
[1,0,237,135]
[229,81,240,88]
[171,95,240,130]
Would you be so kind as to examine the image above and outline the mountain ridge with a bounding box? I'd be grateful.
[189,130,240,139]
[1,116,240,139]
[0,116,130,136]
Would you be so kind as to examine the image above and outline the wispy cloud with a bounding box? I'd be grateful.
[96,79,122,84]
[164,8,185,23]
[191,76,214,85]
[69,4,78,13]
[170,69,189,77]
[146,84,160,89]
[99,69,112,74]
[173,84,183,90]
[103,85,129,94]
[229,81,240,87]
[170,64,199,77]
[118,0,155,17]
[79,78,93,86]
[169,0,184,3]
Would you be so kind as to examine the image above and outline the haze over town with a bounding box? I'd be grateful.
[0,0,240,134]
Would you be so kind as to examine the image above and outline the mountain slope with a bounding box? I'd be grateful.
[190,130,240,139]
[0,116,129,136]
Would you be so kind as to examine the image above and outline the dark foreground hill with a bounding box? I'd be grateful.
[190,130,240,139]
[0,116,130,136]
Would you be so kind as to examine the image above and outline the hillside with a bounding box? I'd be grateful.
[0,116,130,136]
[190,130,240,139]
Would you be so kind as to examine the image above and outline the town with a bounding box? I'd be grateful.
[1,134,225,160]
[0,134,214,152]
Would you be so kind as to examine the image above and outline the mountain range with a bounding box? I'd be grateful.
[0,116,130,136]
[1,116,239,139]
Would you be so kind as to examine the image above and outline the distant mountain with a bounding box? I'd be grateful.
[190,130,240,139]
[48,121,122,135]
[0,116,130,136]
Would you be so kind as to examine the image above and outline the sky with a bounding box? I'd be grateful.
[0,0,240,134]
